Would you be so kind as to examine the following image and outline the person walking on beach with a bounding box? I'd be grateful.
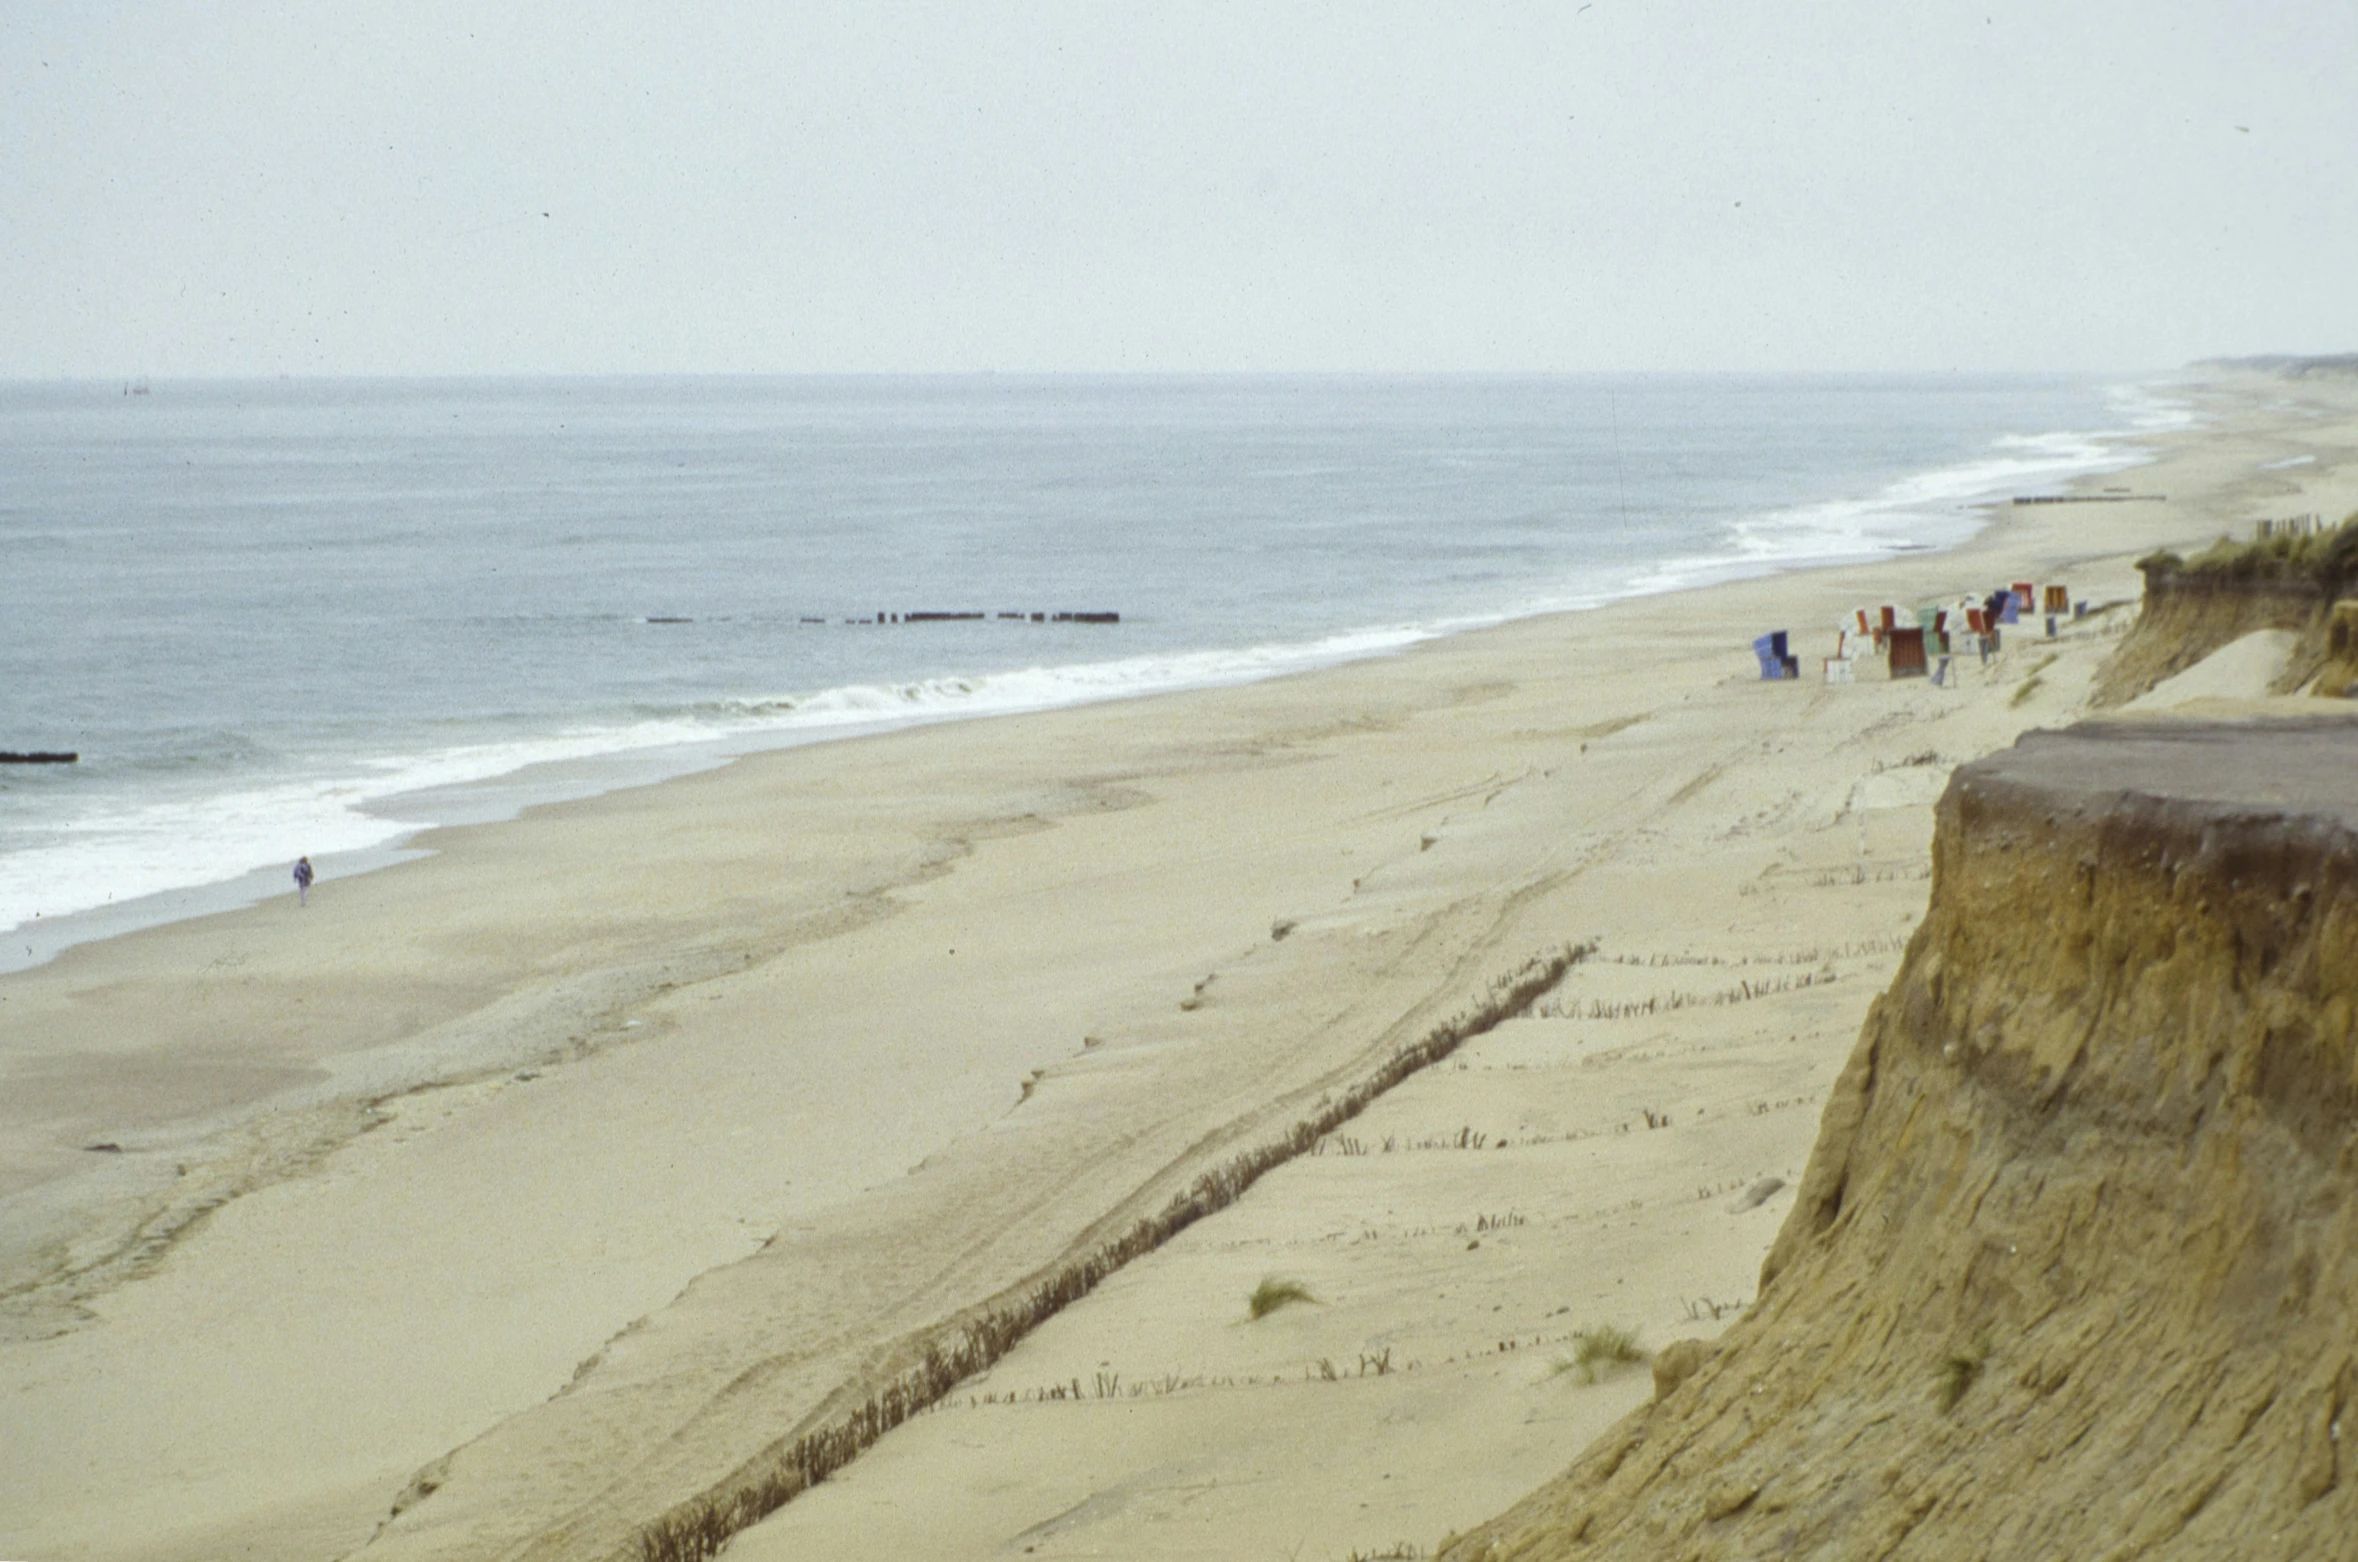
[293,856,314,907]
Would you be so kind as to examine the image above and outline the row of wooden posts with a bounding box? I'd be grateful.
[2255,514,2324,539]
[641,610,1122,626]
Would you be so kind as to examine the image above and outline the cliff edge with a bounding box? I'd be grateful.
[1440,714,2358,1561]
[2095,521,2357,706]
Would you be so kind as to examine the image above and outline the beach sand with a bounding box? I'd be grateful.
[3,370,2352,1562]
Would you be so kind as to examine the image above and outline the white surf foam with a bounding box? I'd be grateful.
[1563,413,2158,610]
[0,383,2183,951]
[0,625,1443,940]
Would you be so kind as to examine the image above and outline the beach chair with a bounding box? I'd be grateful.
[1998,592,2021,625]
[1753,634,1784,680]
[2013,581,2037,609]
[2043,584,2070,615]
[1961,606,1990,664]
[1887,626,1928,679]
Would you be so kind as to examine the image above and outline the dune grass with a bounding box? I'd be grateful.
[1553,1325,1646,1384]
[2010,651,2059,708]
[2146,513,2358,592]
[1248,1277,1318,1319]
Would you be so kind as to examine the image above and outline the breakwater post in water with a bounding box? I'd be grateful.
[2010,492,2168,505]
[871,611,1120,625]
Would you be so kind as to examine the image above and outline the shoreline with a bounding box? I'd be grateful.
[1,367,2339,1562]
[3,374,2179,974]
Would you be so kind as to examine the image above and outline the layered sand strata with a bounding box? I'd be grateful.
[1,371,2353,1562]
[1436,714,2358,1561]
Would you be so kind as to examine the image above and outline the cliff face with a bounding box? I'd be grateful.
[2094,558,2330,706]
[2317,602,2358,700]
[1441,717,2358,1562]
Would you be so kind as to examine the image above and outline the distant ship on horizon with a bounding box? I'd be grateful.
[122,378,149,396]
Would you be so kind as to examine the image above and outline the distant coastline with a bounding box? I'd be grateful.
[2192,351,2358,377]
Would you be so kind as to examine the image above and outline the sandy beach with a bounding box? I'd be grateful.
[5,369,2355,1562]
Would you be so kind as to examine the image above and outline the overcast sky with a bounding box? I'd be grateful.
[3,1,2351,376]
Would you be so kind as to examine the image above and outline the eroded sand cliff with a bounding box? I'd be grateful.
[2096,524,2357,706]
[1440,715,2358,1561]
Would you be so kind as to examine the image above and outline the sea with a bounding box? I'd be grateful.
[0,373,2185,968]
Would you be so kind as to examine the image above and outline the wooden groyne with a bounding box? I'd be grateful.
[641,612,1121,626]
[872,611,1120,625]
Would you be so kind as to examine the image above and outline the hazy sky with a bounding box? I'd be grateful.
[4,2,2351,376]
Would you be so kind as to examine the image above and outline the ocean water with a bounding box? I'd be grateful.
[1,373,2179,962]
